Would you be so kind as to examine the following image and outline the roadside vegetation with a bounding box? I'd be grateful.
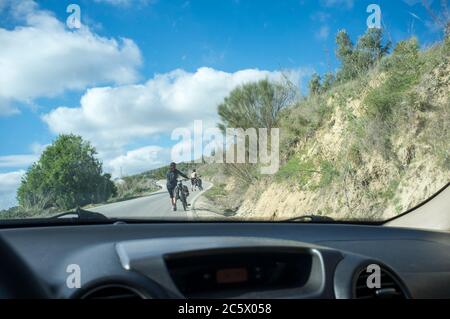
[0,142,205,219]
[1,135,117,219]
[198,25,450,221]
[1,135,159,219]
[104,176,159,204]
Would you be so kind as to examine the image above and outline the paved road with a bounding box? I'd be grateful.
[90,180,211,220]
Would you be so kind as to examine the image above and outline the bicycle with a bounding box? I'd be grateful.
[195,176,203,191]
[174,179,190,211]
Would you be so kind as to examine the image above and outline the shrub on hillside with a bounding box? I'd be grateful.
[115,176,159,200]
[335,28,390,83]
[17,134,117,210]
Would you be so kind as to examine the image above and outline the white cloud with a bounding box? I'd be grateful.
[0,155,38,169]
[0,170,24,210]
[0,170,24,193]
[42,67,310,180]
[0,142,48,169]
[171,137,195,164]
[0,0,142,116]
[170,131,226,164]
[43,67,307,150]
[107,145,166,177]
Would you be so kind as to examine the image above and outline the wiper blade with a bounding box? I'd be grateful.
[282,214,335,222]
[51,207,109,221]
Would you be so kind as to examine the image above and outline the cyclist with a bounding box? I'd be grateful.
[166,162,189,211]
[190,169,198,191]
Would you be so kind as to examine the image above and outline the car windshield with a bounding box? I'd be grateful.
[0,0,449,223]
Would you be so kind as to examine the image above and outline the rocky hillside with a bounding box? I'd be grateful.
[199,38,450,221]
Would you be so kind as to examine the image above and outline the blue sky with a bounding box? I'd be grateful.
[38,0,444,73]
[0,0,446,209]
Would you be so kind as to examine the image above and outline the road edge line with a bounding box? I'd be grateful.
[189,181,213,220]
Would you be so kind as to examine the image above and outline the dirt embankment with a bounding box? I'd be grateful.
[200,59,449,221]
[237,61,449,221]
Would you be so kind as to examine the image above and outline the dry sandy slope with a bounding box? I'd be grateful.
[234,60,450,221]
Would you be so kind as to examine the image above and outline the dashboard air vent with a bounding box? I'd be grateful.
[354,267,407,299]
[81,285,144,299]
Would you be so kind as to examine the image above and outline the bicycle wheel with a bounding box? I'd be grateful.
[181,195,187,211]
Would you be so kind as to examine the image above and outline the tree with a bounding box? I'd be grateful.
[335,28,390,82]
[322,72,336,92]
[17,134,117,210]
[308,73,322,95]
[336,29,354,62]
[355,28,391,70]
[335,29,357,81]
[217,79,296,184]
[364,38,421,120]
[217,79,296,131]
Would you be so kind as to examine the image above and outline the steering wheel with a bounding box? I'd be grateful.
[0,235,50,299]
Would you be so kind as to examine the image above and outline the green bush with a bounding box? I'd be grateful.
[217,79,297,183]
[336,28,390,83]
[276,157,318,188]
[366,38,422,119]
[322,73,336,92]
[319,160,339,187]
[279,94,331,153]
[381,179,401,201]
[217,79,296,131]
[17,134,117,210]
[204,184,228,200]
[115,176,159,200]
[348,144,363,166]
[0,206,52,219]
[308,73,322,95]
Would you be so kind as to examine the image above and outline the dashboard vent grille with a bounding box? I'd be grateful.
[82,285,143,299]
[354,267,407,299]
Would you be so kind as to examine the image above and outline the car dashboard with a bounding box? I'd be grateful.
[1,222,450,299]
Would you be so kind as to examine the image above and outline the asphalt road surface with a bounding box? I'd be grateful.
[90,180,212,220]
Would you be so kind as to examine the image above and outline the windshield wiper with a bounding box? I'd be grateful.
[50,207,109,221]
[0,207,116,228]
[282,214,335,223]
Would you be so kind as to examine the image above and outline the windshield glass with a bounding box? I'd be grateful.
[0,0,449,222]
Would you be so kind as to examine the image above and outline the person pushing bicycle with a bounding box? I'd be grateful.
[166,162,189,211]
[190,169,198,191]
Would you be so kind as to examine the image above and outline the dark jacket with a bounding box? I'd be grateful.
[166,169,188,187]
